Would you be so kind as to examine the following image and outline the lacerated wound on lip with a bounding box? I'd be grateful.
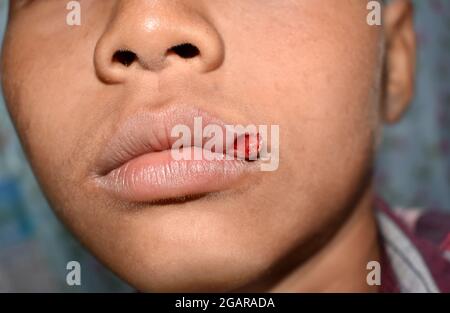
[171,127,262,162]
[233,132,261,161]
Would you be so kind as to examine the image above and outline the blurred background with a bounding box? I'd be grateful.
[0,0,449,292]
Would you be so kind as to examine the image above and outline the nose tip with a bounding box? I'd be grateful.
[94,2,225,83]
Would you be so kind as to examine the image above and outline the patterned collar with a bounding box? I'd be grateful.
[376,198,450,293]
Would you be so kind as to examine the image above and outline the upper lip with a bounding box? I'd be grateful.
[93,105,239,176]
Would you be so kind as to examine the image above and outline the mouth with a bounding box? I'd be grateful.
[93,106,261,203]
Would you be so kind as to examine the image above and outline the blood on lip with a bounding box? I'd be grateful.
[233,132,261,161]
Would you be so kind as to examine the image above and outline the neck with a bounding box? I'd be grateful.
[238,185,380,292]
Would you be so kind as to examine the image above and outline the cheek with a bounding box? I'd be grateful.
[217,1,383,138]
[2,5,111,173]
[215,4,383,217]
[2,36,92,198]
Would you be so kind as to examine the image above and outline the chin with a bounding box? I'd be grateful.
[108,233,273,292]
[64,198,277,292]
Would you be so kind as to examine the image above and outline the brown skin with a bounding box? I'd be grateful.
[1,0,415,292]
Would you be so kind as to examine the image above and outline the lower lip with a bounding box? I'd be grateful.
[96,147,256,202]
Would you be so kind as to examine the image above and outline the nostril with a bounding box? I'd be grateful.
[112,50,137,67]
[168,43,200,59]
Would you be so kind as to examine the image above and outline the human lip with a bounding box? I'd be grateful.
[93,107,259,203]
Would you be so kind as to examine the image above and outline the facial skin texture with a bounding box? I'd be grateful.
[1,0,415,292]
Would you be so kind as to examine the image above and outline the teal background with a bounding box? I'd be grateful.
[1,1,449,291]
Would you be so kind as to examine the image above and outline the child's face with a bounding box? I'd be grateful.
[1,0,414,291]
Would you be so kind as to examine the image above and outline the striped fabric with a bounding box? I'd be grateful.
[377,198,450,293]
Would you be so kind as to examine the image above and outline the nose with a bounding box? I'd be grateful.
[94,0,225,83]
